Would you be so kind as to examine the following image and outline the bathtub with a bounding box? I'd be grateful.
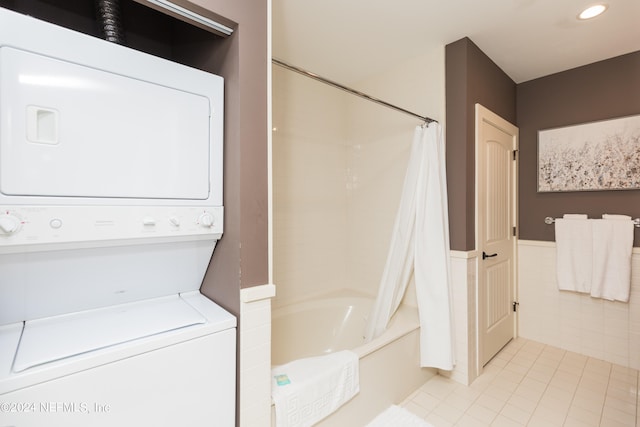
[271,292,436,426]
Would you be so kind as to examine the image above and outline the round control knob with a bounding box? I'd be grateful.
[0,214,21,235]
[198,212,214,228]
[50,218,63,229]
[169,216,180,227]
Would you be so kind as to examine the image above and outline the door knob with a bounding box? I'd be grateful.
[482,251,498,260]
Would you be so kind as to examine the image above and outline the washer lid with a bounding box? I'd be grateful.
[13,294,206,373]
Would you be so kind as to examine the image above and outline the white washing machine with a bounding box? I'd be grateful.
[0,8,235,427]
[0,291,236,427]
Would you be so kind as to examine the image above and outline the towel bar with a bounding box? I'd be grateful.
[544,216,640,227]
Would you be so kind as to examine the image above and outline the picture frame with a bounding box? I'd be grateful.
[537,114,640,192]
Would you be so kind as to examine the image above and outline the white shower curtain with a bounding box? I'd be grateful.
[364,122,455,370]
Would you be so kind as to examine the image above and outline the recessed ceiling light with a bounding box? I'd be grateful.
[578,4,608,20]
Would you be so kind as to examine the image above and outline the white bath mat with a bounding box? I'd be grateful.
[366,405,434,427]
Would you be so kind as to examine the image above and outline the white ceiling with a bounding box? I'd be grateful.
[272,0,640,85]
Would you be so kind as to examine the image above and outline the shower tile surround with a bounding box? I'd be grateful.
[271,51,445,308]
[270,50,448,424]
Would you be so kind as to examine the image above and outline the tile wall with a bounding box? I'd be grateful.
[444,252,479,386]
[239,284,275,427]
[271,49,446,308]
[518,240,640,370]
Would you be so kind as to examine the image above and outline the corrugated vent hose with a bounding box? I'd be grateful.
[95,0,126,44]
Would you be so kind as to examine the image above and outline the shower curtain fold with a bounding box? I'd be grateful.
[364,122,455,370]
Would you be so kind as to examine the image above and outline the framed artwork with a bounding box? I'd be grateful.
[537,114,640,192]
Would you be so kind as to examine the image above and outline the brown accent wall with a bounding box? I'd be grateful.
[445,38,517,251]
[188,0,269,318]
[517,52,640,246]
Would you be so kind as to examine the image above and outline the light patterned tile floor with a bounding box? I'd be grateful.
[400,338,639,427]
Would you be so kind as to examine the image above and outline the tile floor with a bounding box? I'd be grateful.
[400,338,639,427]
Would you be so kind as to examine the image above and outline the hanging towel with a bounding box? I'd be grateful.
[555,216,592,293]
[366,405,434,427]
[590,216,634,302]
[271,350,359,427]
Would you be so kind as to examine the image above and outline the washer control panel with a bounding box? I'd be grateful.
[0,206,223,251]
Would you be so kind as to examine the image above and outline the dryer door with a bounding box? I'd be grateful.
[0,47,211,201]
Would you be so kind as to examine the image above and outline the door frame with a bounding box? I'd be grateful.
[474,103,519,375]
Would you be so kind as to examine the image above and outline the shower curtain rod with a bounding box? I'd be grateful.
[272,58,437,124]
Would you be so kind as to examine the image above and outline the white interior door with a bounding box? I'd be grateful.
[476,104,518,366]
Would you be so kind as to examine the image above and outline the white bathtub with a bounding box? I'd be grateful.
[271,292,436,426]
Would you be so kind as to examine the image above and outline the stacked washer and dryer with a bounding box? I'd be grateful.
[0,7,235,427]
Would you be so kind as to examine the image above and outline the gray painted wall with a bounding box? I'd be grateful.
[517,51,640,246]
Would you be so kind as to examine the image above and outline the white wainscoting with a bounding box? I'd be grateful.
[518,240,640,370]
[443,251,479,386]
[239,284,276,427]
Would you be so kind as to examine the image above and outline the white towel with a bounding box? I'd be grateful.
[271,350,359,427]
[563,214,588,219]
[366,405,434,427]
[591,217,634,302]
[555,217,593,293]
[603,214,632,220]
